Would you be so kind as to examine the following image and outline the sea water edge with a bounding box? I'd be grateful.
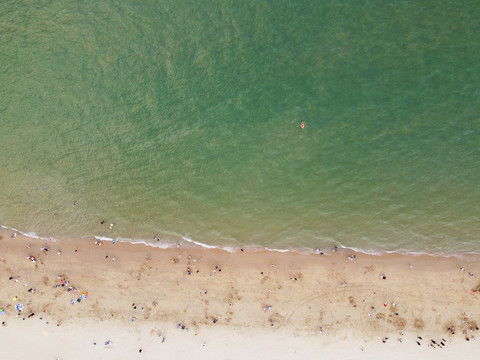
[2,223,479,261]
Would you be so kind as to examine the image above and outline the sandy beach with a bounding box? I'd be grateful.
[1,228,479,359]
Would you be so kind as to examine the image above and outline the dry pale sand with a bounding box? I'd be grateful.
[0,228,480,359]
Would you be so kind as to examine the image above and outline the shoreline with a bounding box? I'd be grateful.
[2,224,480,260]
[1,227,480,359]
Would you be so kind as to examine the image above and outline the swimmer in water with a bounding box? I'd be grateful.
[300,121,305,129]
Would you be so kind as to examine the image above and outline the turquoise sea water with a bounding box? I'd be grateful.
[0,1,479,252]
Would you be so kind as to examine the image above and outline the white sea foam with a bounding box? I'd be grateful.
[94,235,114,241]
[120,239,172,250]
[0,224,52,241]
[181,236,235,253]
[23,232,41,239]
[264,247,290,253]
[2,223,479,259]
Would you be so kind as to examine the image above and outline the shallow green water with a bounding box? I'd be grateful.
[0,0,479,252]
